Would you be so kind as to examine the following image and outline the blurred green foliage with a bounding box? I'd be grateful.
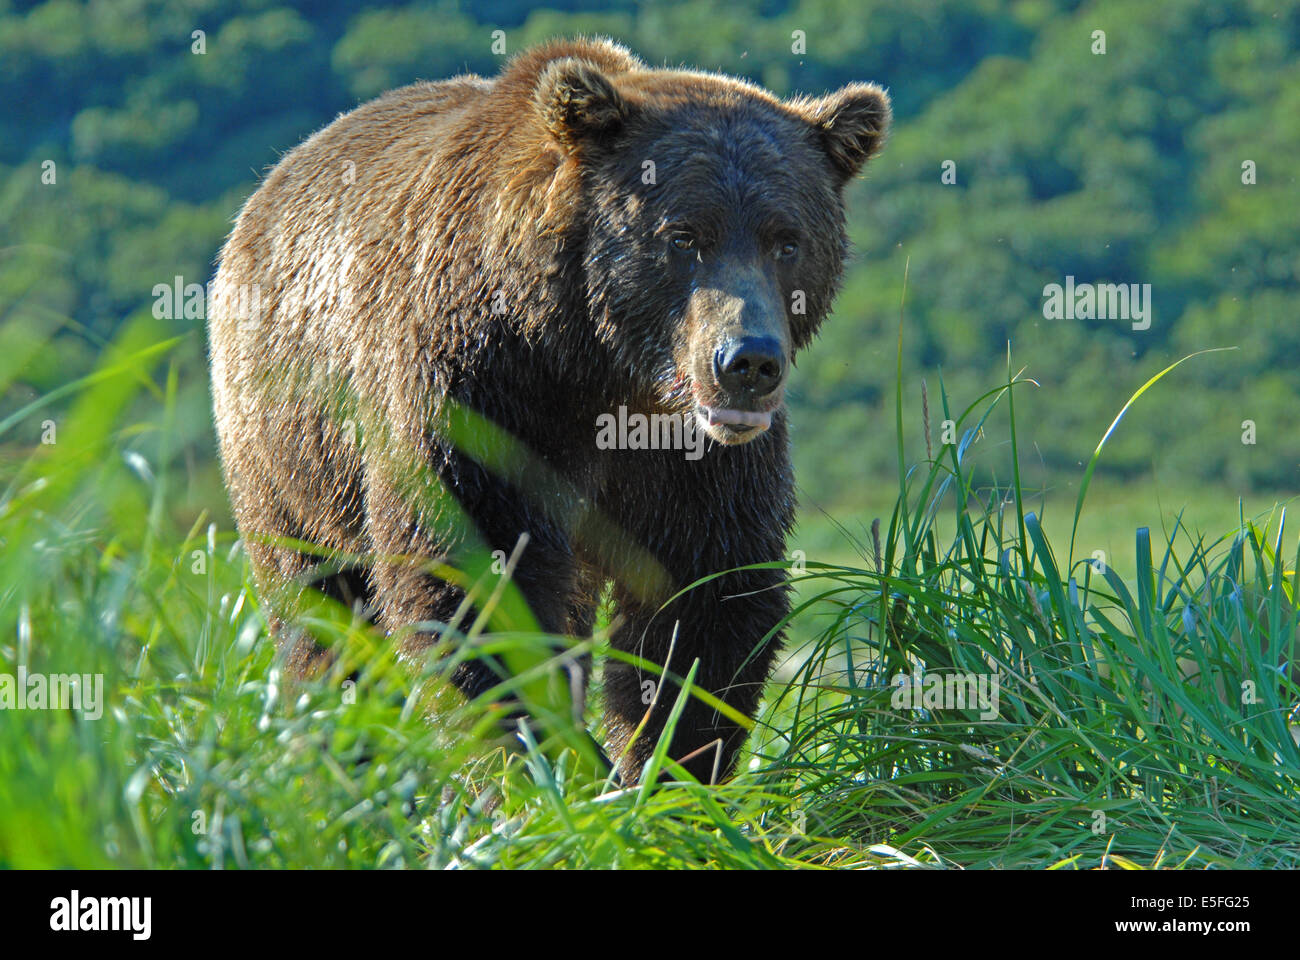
[2,0,1297,534]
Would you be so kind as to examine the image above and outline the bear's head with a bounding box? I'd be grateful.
[531,41,890,445]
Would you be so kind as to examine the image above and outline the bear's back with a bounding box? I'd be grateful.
[218,75,491,279]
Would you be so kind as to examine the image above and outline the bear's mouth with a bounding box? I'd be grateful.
[693,400,780,444]
[677,373,784,446]
[696,404,773,431]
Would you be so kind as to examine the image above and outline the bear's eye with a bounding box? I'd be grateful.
[670,232,696,252]
[777,239,799,259]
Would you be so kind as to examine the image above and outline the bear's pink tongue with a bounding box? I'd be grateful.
[702,406,773,430]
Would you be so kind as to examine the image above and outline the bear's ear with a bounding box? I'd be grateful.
[792,82,891,183]
[535,57,630,151]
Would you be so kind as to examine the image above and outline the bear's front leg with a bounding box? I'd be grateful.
[603,559,789,784]
[363,443,583,707]
[599,445,794,785]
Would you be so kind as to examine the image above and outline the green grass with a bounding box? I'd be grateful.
[2,319,1298,869]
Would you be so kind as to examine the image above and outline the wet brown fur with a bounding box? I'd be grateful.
[208,38,890,783]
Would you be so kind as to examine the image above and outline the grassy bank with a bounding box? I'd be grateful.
[1,324,1297,868]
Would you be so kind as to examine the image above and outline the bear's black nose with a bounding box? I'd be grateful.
[714,337,786,397]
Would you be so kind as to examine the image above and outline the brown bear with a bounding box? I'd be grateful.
[207,38,890,785]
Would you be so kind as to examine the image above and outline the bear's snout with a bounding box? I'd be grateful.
[692,332,788,442]
[683,265,792,443]
[713,335,786,398]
